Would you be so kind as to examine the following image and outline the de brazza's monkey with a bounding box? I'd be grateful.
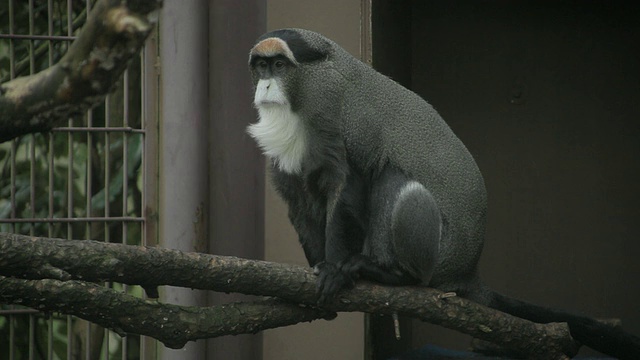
[247,28,640,358]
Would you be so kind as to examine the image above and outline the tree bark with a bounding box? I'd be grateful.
[0,0,161,143]
[0,232,578,358]
[0,276,333,349]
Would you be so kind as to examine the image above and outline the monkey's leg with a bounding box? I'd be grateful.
[355,167,442,286]
[317,167,442,300]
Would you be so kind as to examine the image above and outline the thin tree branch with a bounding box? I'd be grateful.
[0,276,334,349]
[0,0,162,143]
[0,232,578,358]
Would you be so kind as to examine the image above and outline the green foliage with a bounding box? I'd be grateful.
[0,0,86,82]
[0,1,148,358]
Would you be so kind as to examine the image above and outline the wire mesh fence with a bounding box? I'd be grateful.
[0,0,158,358]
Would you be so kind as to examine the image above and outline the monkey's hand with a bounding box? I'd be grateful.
[314,261,355,304]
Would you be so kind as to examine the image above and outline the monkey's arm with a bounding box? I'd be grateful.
[316,171,369,302]
[271,167,326,266]
[315,203,357,302]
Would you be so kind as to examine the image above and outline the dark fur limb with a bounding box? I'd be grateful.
[0,233,588,358]
[0,0,162,143]
[491,292,640,359]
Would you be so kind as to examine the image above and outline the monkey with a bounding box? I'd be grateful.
[247,28,640,359]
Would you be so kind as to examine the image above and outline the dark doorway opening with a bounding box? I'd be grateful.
[370,1,640,358]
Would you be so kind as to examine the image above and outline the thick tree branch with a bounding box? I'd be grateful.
[0,0,162,143]
[0,276,333,349]
[0,233,578,358]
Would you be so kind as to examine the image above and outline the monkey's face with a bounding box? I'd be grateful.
[248,30,333,114]
[249,37,300,110]
[247,35,308,174]
[247,30,337,174]
[250,56,294,108]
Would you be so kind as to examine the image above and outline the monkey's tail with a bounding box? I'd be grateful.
[487,290,640,359]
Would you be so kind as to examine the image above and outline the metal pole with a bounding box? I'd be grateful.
[159,0,210,358]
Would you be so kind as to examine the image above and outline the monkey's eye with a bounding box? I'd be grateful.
[274,60,285,69]
[256,59,268,70]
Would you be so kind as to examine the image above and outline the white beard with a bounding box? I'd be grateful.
[248,79,307,174]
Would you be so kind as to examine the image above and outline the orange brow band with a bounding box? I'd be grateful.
[250,37,298,65]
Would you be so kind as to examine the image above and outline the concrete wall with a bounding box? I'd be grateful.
[262,1,365,359]
[208,1,266,359]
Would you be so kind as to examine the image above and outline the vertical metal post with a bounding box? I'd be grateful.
[142,24,160,360]
[360,0,373,66]
[6,3,16,358]
[159,0,210,358]
[46,0,55,246]
[26,1,39,358]
[208,1,266,359]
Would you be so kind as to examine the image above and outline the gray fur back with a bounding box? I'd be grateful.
[289,29,487,287]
